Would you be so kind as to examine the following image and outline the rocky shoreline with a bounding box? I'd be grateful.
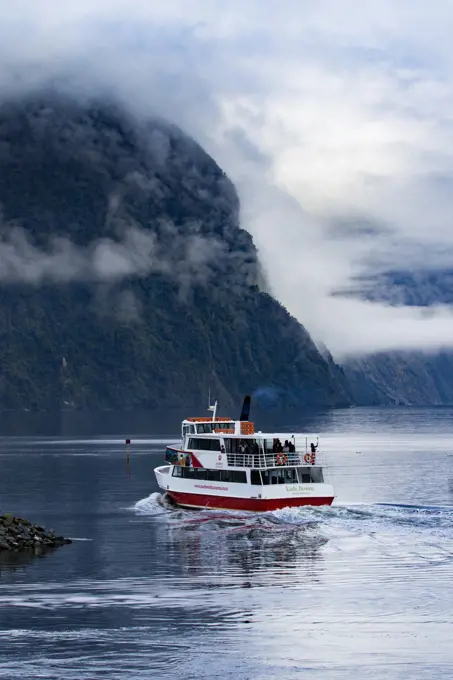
[0,514,72,553]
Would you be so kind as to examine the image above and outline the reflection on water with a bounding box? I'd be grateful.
[0,407,453,678]
[136,494,327,581]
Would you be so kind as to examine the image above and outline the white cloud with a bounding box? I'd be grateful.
[2,1,453,354]
[0,221,233,289]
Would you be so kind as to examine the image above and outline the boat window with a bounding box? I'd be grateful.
[269,468,286,484]
[196,422,231,433]
[224,438,236,453]
[174,467,207,479]
[310,467,324,483]
[284,468,298,484]
[172,468,247,483]
[187,438,221,451]
[224,438,264,454]
[183,425,196,435]
[260,470,270,485]
[297,467,313,483]
[206,469,222,481]
[250,470,262,485]
[220,470,247,483]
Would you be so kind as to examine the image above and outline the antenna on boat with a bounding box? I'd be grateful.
[207,390,218,421]
[239,395,251,421]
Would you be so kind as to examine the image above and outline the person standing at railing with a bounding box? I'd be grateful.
[273,438,283,453]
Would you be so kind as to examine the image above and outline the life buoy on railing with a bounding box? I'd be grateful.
[303,453,316,465]
[275,453,287,466]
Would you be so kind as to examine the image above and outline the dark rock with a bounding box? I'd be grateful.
[0,514,72,553]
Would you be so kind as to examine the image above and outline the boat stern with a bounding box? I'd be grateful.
[259,482,335,507]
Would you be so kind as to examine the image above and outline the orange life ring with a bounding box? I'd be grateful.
[304,453,316,465]
[275,453,287,466]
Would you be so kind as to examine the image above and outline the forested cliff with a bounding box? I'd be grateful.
[0,94,352,411]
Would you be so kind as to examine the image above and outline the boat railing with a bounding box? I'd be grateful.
[225,451,320,469]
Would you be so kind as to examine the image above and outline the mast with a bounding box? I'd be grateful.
[207,395,218,421]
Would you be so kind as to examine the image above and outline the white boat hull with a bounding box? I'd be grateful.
[155,465,334,511]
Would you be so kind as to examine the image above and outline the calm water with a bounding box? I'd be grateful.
[0,407,453,679]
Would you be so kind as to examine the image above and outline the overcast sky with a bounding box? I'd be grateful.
[2,1,453,356]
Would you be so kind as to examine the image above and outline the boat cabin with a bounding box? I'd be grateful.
[165,410,324,485]
[180,416,318,465]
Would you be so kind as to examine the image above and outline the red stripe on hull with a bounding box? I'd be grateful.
[166,490,334,512]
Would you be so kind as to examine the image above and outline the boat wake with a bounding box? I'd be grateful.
[131,493,453,564]
[134,492,175,516]
[133,492,322,526]
[134,492,453,524]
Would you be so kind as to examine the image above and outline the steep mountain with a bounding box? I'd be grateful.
[342,270,453,405]
[0,93,351,411]
[344,352,453,405]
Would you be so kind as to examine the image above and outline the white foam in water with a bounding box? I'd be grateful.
[130,493,453,569]
[133,492,171,515]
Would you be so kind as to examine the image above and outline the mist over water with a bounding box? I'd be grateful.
[0,407,453,678]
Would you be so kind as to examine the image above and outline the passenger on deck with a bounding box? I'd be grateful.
[310,441,318,454]
[288,441,295,453]
[283,441,290,453]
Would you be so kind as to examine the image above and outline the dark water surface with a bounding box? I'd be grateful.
[0,407,453,678]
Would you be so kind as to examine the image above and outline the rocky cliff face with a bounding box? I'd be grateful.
[344,353,453,405]
[342,269,453,405]
[0,93,351,411]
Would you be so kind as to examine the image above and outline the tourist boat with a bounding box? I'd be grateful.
[154,396,335,511]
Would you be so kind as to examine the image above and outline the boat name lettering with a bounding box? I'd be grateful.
[285,485,315,493]
[195,484,229,491]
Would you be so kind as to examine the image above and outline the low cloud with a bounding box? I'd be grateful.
[2,2,453,353]
[0,220,234,288]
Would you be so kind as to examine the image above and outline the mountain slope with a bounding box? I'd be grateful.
[0,94,351,411]
[342,269,453,405]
